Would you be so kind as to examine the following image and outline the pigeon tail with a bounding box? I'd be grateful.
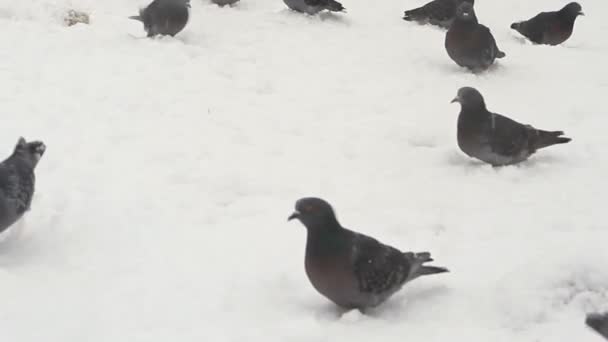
[403,7,426,21]
[325,0,345,12]
[129,8,144,22]
[405,252,449,279]
[510,22,523,31]
[418,265,450,276]
[534,130,571,150]
[496,50,506,58]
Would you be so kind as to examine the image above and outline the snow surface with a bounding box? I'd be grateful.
[0,0,607,341]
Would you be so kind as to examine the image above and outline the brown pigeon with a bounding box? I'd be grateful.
[288,197,448,310]
[445,2,505,72]
[403,0,473,29]
[511,2,584,45]
[451,87,571,166]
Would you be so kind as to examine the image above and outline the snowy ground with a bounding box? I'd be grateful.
[0,0,607,340]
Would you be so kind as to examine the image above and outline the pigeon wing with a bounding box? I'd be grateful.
[351,233,410,294]
[486,113,531,156]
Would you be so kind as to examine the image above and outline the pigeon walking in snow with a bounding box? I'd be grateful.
[587,313,608,340]
[403,0,473,29]
[283,0,345,15]
[211,0,240,6]
[129,0,190,37]
[445,2,505,72]
[288,197,448,310]
[510,2,584,45]
[0,138,46,234]
[451,87,571,166]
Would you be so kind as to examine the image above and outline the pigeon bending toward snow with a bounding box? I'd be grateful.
[283,0,345,15]
[288,197,448,310]
[587,313,608,340]
[445,2,505,72]
[511,2,584,46]
[403,0,473,29]
[451,87,571,166]
[0,138,46,234]
[129,0,190,37]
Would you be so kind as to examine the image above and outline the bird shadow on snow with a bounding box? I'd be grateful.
[445,150,566,169]
[366,285,449,318]
[277,9,350,26]
[311,285,450,322]
[0,220,39,267]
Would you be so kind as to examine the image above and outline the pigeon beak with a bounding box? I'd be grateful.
[579,11,585,16]
[451,96,460,104]
[288,211,300,221]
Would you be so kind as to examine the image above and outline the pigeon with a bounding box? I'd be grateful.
[445,2,505,72]
[283,0,345,15]
[0,138,46,234]
[403,0,473,29]
[511,2,584,45]
[129,0,190,37]
[451,87,571,166]
[211,0,240,6]
[288,197,448,310]
[587,313,608,340]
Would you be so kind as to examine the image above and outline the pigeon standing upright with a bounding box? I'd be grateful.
[403,0,473,29]
[129,0,190,37]
[587,313,608,340]
[510,2,584,45]
[0,138,46,234]
[288,197,448,310]
[445,2,505,72]
[451,87,571,166]
[283,0,345,15]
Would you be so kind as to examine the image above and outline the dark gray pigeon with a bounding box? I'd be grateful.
[511,2,584,46]
[129,0,190,37]
[0,138,46,234]
[445,2,505,72]
[211,0,240,6]
[587,313,608,340]
[403,0,473,29]
[288,197,448,310]
[451,87,571,166]
[283,0,345,15]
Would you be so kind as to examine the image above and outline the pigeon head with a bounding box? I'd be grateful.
[455,2,477,23]
[451,87,486,110]
[288,197,340,230]
[13,137,46,167]
[561,2,584,17]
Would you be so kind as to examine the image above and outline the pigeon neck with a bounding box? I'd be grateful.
[453,16,478,28]
[7,153,36,170]
[306,225,348,257]
[461,102,487,114]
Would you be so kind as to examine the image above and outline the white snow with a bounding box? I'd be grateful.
[0,0,607,341]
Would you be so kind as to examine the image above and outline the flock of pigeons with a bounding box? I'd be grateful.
[0,0,604,339]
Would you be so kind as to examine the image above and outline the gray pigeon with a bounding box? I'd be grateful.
[587,313,608,340]
[511,2,584,46]
[283,0,345,15]
[0,138,46,234]
[451,87,571,166]
[288,197,448,310]
[445,2,505,72]
[211,0,240,6]
[129,0,190,37]
[403,0,473,29]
